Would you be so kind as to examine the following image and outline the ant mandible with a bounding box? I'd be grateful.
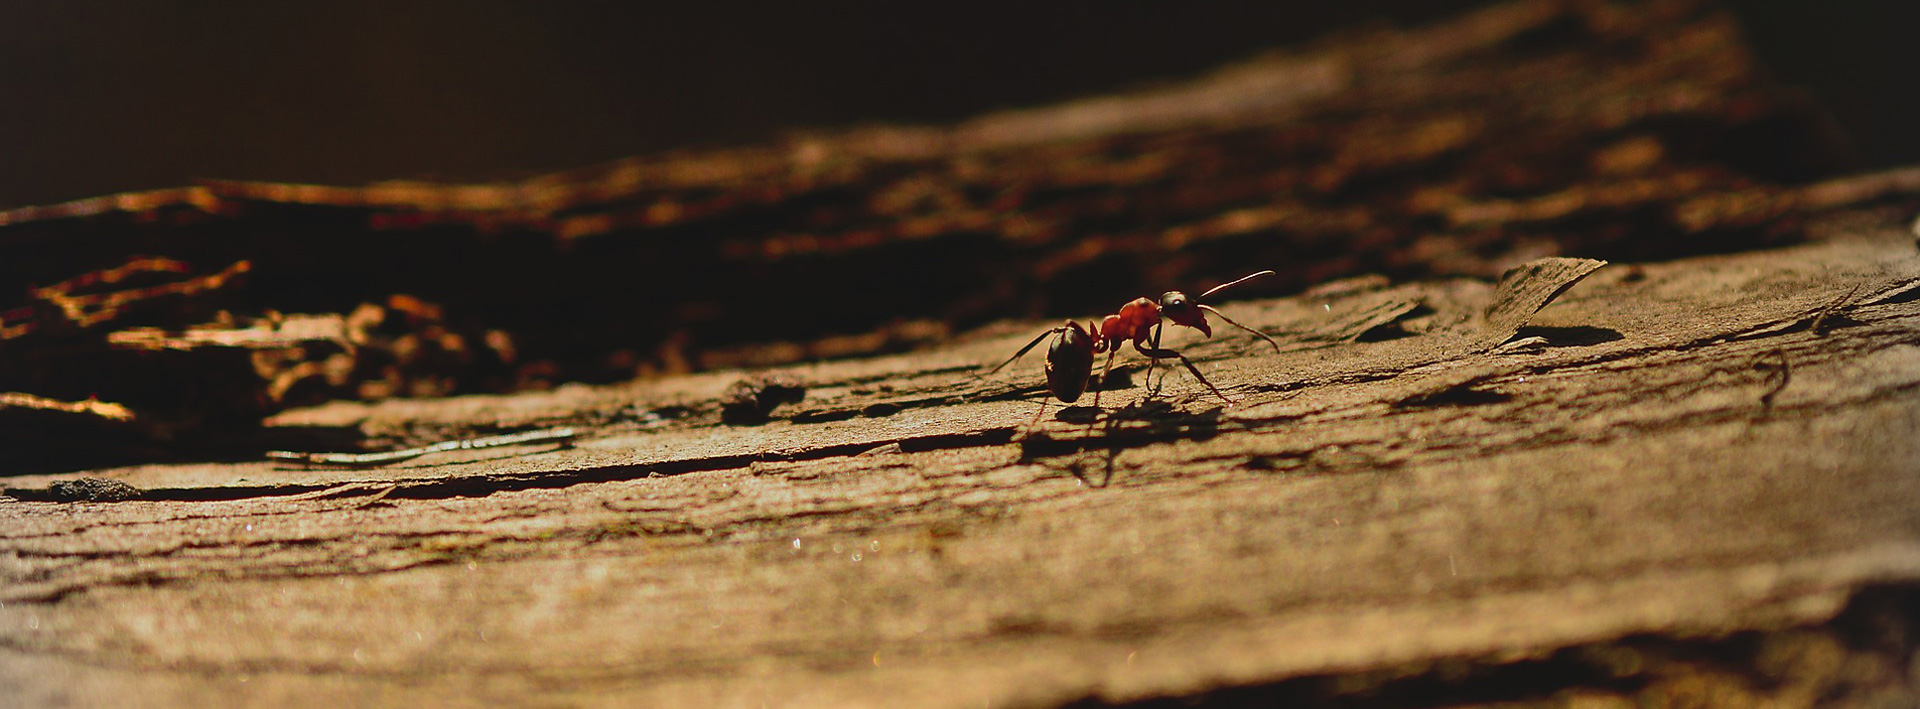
[987,271,1281,409]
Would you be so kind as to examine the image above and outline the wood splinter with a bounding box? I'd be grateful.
[266,427,578,468]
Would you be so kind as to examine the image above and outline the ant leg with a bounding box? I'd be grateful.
[1090,346,1121,410]
[986,326,1064,375]
[1144,322,1166,397]
[1132,341,1234,405]
[1198,304,1280,352]
[1149,362,1177,396]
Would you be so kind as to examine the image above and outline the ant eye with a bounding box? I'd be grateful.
[1159,291,1189,309]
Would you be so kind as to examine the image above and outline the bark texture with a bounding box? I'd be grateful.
[2,1,1918,706]
[3,216,1919,707]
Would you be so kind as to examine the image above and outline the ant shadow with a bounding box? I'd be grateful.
[1021,396,1226,488]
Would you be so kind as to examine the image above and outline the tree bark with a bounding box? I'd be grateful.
[3,211,1918,707]
[2,1,1918,706]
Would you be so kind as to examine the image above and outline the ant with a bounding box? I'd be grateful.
[988,271,1281,411]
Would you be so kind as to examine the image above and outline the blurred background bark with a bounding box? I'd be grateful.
[1,0,1913,209]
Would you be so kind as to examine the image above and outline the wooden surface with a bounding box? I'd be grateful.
[4,213,1918,707]
[4,1,1920,706]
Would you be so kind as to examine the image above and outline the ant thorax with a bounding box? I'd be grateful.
[1101,297,1162,343]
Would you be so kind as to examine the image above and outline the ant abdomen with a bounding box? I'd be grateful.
[1044,321,1096,403]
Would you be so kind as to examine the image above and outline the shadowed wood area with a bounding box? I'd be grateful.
[2,1,1919,707]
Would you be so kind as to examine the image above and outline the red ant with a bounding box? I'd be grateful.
[988,271,1281,409]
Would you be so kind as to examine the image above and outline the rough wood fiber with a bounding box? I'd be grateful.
[2,0,1919,706]
[2,214,1917,707]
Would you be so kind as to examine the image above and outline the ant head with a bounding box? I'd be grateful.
[1158,290,1212,337]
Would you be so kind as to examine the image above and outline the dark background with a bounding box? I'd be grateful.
[1,1,1911,210]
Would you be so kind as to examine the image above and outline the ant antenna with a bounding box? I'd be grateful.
[1198,271,1280,351]
[1198,304,1281,352]
[1199,270,1275,300]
